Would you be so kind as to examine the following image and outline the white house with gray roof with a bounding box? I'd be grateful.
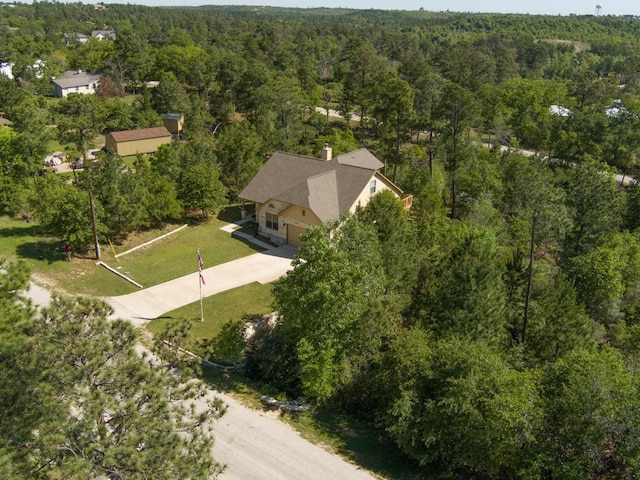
[51,70,102,98]
[239,146,410,247]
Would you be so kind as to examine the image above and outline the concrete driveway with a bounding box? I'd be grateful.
[105,245,296,326]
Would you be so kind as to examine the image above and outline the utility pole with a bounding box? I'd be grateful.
[88,189,100,260]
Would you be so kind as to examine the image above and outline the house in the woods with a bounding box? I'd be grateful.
[239,145,411,247]
[51,70,102,98]
[64,32,90,44]
[91,29,116,41]
[105,126,172,156]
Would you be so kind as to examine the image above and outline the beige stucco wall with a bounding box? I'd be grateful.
[281,204,321,227]
[255,173,401,246]
[256,200,289,244]
[106,135,172,156]
[349,172,398,212]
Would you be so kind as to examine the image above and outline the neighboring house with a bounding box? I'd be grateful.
[51,70,102,98]
[1,59,46,80]
[105,126,172,156]
[0,62,13,79]
[64,32,90,44]
[239,145,412,247]
[91,29,116,41]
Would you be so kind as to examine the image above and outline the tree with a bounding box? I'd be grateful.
[113,26,154,92]
[501,154,569,344]
[272,218,385,401]
[177,164,227,219]
[67,37,115,73]
[561,158,622,259]
[81,153,149,238]
[6,97,51,187]
[134,157,182,227]
[370,76,414,182]
[0,125,31,216]
[252,73,308,149]
[29,175,105,250]
[0,265,225,479]
[525,272,597,364]
[357,189,418,298]
[414,223,509,346]
[383,333,541,478]
[55,93,105,154]
[501,78,567,152]
[435,81,478,218]
[537,347,640,478]
[215,121,263,200]
[150,73,191,116]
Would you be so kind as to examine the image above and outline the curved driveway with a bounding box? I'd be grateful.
[106,245,297,327]
[102,238,377,480]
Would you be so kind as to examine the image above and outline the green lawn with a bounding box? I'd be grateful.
[0,205,263,296]
[145,281,274,356]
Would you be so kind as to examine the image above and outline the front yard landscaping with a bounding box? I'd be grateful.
[0,205,263,296]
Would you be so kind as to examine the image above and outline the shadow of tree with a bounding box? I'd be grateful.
[0,224,46,239]
[217,205,243,223]
[16,240,67,264]
[306,408,425,479]
[217,204,255,224]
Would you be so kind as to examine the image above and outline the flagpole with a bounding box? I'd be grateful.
[198,249,204,322]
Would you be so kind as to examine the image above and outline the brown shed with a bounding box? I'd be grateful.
[105,127,172,156]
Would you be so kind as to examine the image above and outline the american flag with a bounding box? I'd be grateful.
[198,251,206,285]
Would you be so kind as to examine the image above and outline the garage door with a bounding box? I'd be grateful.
[287,224,306,247]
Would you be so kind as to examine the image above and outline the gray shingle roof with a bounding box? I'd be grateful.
[239,148,384,222]
[51,70,102,89]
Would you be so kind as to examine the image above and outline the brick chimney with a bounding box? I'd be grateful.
[321,143,332,161]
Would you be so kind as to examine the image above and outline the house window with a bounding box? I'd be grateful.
[266,212,279,231]
[370,179,377,194]
[302,209,306,216]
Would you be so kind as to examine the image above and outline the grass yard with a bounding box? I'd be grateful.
[0,205,263,297]
[145,281,274,356]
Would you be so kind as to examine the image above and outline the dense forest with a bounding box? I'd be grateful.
[3,2,640,478]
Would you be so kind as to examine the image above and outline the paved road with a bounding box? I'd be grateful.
[315,106,362,121]
[482,142,635,185]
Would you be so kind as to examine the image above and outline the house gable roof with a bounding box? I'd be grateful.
[108,126,171,143]
[52,70,102,89]
[239,148,386,222]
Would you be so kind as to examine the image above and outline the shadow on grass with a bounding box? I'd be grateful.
[0,224,46,238]
[217,205,243,223]
[15,240,68,264]
[230,233,270,252]
[217,204,256,224]
[303,408,426,480]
